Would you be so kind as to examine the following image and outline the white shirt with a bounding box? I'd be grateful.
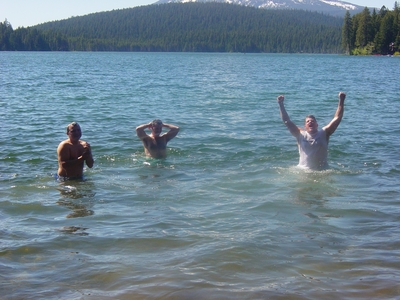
[296,129,329,170]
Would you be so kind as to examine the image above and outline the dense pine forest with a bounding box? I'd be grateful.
[0,3,343,53]
[3,2,399,54]
[342,3,400,55]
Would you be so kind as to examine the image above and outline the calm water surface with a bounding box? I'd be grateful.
[1,52,400,299]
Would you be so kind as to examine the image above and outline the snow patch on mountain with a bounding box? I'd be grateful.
[155,0,365,14]
[320,0,357,10]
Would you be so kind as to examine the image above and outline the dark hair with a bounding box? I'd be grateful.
[151,119,163,126]
[66,122,80,133]
[305,115,317,122]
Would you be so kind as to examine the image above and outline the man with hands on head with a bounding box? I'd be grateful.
[277,92,346,170]
[57,122,94,179]
[136,119,180,159]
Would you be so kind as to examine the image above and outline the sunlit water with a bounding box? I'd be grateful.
[1,52,400,299]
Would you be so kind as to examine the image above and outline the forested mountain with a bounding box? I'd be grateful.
[1,3,343,53]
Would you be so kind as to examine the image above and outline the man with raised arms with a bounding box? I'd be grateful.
[277,92,346,170]
[57,122,94,179]
[136,119,180,159]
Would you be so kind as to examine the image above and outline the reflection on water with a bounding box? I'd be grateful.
[57,226,89,236]
[56,199,94,218]
[56,179,96,219]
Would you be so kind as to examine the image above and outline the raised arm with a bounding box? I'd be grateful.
[136,123,151,140]
[323,92,346,137]
[162,123,180,142]
[277,95,300,137]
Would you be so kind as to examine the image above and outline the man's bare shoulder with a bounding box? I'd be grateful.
[140,134,154,144]
[58,139,71,148]
[137,132,152,141]
[58,139,85,150]
[159,133,170,139]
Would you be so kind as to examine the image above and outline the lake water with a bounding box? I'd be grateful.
[1,52,400,299]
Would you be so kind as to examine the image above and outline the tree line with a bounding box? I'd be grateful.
[1,3,344,53]
[342,2,400,55]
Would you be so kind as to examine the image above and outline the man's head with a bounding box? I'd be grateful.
[151,119,163,137]
[66,122,82,141]
[304,115,318,134]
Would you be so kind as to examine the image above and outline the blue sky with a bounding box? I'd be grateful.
[1,0,396,29]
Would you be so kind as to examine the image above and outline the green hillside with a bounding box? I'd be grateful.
[1,2,344,53]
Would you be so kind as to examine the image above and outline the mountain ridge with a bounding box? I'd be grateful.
[26,3,343,53]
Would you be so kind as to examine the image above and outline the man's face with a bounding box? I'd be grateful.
[151,123,163,137]
[305,117,318,133]
[67,125,82,141]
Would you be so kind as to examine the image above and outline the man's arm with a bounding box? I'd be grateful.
[136,123,151,140]
[323,92,346,137]
[82,142,94,168]
[277,95,300,137]
[162,123,180,142]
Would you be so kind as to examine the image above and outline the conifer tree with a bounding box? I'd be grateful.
[342,10,353,54]
[355,7,373,48]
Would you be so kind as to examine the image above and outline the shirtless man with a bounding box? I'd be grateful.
[136,119,180,159]
[57,122,94,178]
[277,92,346,170]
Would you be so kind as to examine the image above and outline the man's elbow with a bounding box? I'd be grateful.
[170,126,179,133]
[60,160,69,168]
[334,115,343,122]
[136,128,144,138]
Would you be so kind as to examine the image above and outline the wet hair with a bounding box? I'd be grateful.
[66,122,80,133]
[151,119,163,126]
[305,115,317,122]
